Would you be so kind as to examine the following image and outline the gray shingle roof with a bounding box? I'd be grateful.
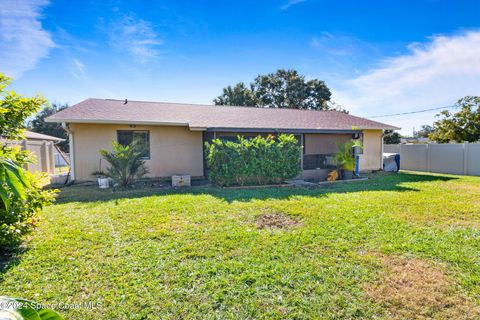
[25,131,64,141]
[46,98,400,131]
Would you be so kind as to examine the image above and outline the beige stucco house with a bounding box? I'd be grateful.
[46,98,399,181]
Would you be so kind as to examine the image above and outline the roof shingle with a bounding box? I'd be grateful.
[46,98,400,131]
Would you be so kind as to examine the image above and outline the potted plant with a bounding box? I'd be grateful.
[91,158,110,188]
[334,140,363,180]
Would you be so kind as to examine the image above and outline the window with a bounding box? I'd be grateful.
[117,130,150,159]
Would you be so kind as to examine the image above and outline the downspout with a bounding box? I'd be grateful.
[62,122,75,181]
[381,130,385,170]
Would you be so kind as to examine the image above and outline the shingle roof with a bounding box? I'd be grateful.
[46,98,400,131]
[25,130,64,141]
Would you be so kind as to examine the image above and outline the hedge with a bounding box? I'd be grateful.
[205,134,302,186]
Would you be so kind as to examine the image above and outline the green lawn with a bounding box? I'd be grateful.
[1,171,480,319]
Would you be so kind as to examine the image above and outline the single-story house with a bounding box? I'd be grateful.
[46,98,399,181]
[1,130,64,175]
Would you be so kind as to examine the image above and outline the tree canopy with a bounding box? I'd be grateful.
[415,125,434,138]
[430,96,480,143]
[214,69,336,110]
[29,103,69,152]
[0,75,45,140]
[383,130,402,144]
[213,82,257,107]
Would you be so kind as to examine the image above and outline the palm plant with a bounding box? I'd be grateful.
[333,140,363,178]
[99,141,149,188]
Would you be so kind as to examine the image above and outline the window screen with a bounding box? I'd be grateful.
[303,154,336,170]
[117,130,150,159]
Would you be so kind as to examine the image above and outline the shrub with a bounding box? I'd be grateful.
[0,147,56,250]
[0,74,56,252]
[205,134,301,186]
[99,141,149,188]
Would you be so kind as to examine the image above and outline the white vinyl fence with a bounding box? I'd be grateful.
[54,152,69,167]
[384,143,480,176]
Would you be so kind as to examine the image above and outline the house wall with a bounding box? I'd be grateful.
[359,129,383,171]
[69,125,384,181]
[69,123,204,181]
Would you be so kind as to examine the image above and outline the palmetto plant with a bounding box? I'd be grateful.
[0,296,63,320]
[333,140,363,171]
[99,141,149,187]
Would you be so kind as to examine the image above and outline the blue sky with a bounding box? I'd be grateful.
[1,0,480,134]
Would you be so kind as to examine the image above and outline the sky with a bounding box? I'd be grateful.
[1,0,480,135]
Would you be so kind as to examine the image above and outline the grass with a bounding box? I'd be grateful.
[1,171,480,319]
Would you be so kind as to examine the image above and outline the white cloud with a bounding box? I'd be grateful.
[107,14,163,64]
[0,0,55,78]
[71,58,86,80]
[280,0,306,10]
[334,31,480,134]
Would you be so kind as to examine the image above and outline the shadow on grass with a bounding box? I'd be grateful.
[53,172,457,204]
[0,246,28,281]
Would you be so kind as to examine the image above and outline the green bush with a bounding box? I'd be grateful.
[0,146,55,250]
[205,134,301,186]
[0,73,56,251]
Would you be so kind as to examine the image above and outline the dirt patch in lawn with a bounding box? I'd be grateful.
[256,213,301,230]
[364,254,480,320]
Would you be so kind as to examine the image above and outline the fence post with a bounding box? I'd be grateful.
[426,144,431,172]
[463,142,469,176]
[398,144,403,170]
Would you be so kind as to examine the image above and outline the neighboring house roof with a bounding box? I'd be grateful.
[46,98,400,131]
[25,130,64,142]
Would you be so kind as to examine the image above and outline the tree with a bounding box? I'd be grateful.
[213,82,257,106]
[383,130,402,144]
[415,125,434,138]
[214,69,334,110]
[430,96,480,143]
[29,103,69,152]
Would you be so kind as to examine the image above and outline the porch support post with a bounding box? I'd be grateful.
[300,133,305,178]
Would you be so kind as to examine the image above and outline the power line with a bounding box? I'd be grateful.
[368,104,459,118]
